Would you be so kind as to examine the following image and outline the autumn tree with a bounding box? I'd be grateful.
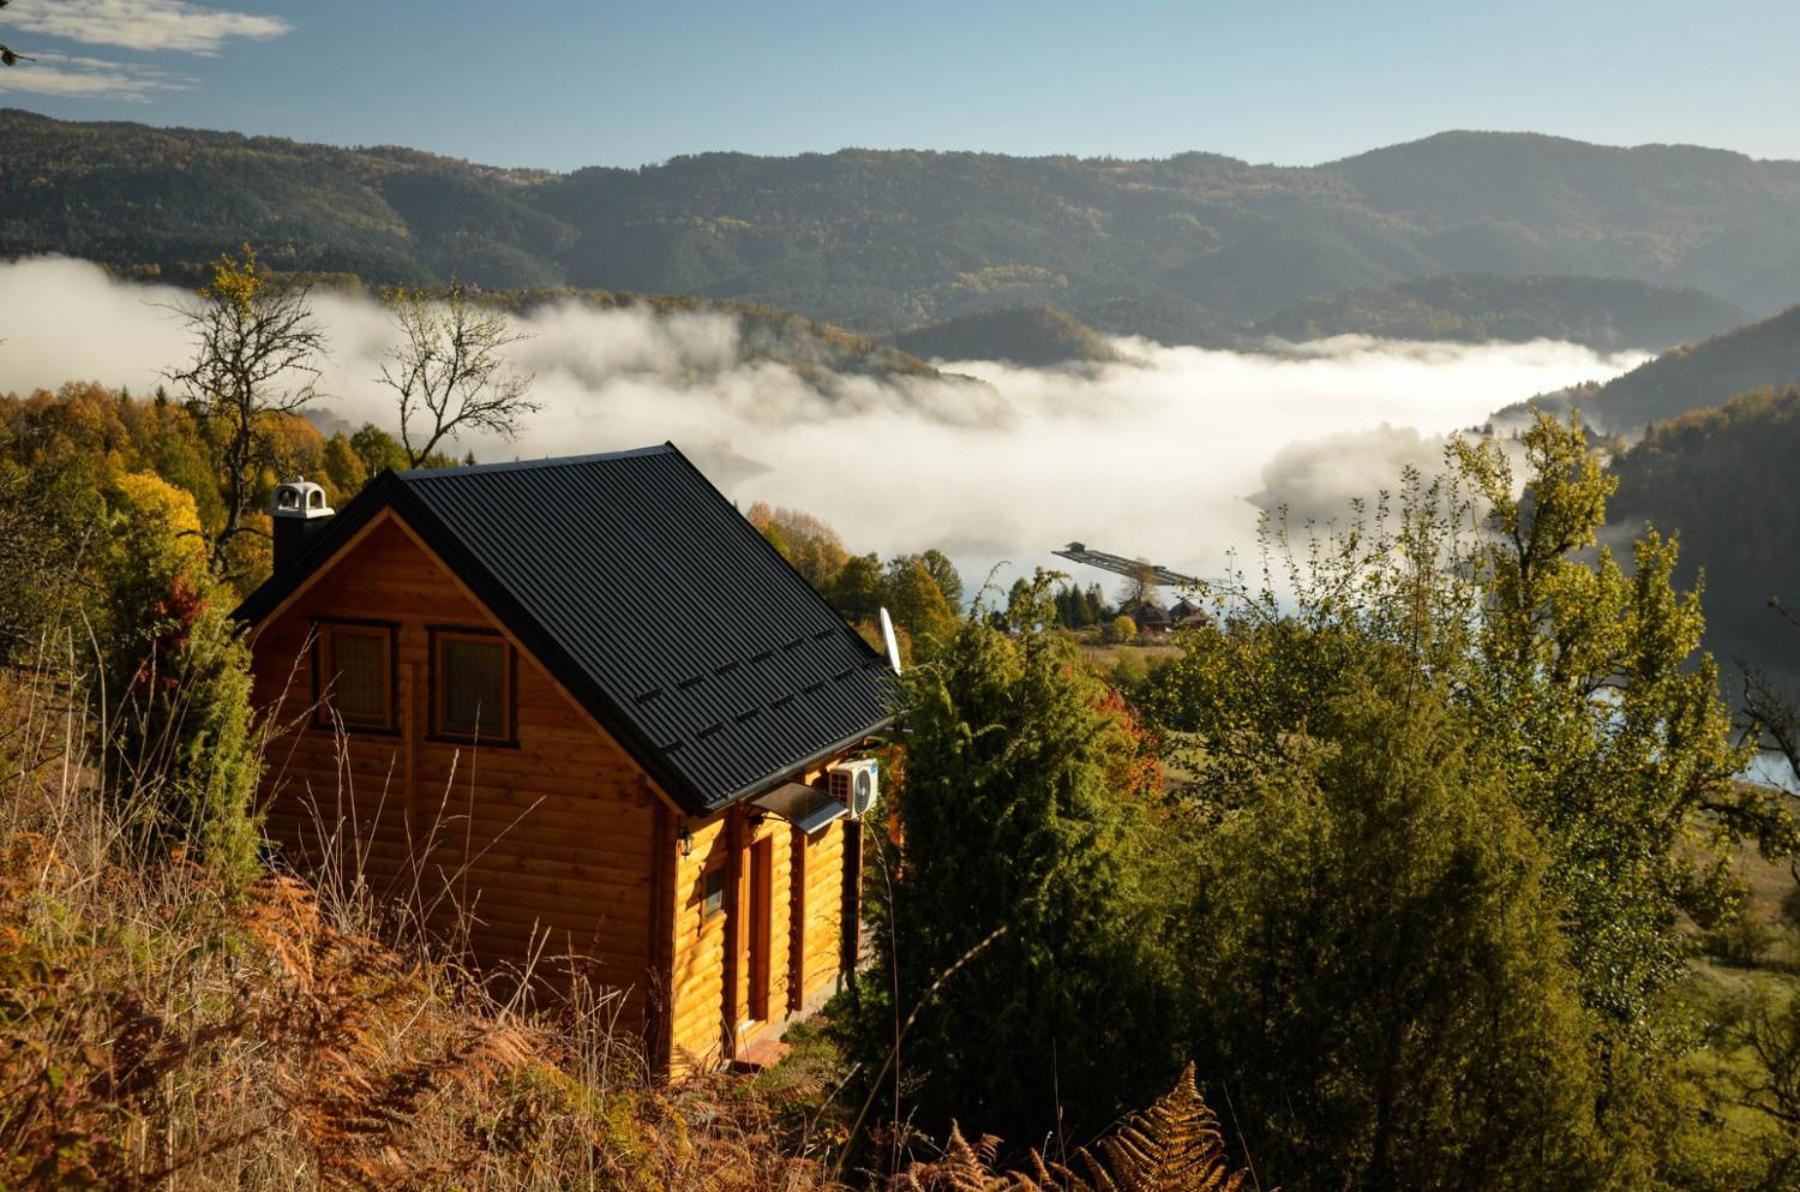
[747,501,851,590]
[167,247,327,567]
[830,553,886,624]
[319,431,367,503]
[1121,561,1159,611]
[378,281,537,468]
[97,473,262,881]
[919,547,964,611]
[883,554,958,659]
[1452,414,1788,1034]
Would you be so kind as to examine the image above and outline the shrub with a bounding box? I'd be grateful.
[97,473,262,881]
[844,574,1183,1150]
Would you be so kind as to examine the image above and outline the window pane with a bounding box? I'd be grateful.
[703,867,726,920]
[329,630,389,727]
[441,637,507,738]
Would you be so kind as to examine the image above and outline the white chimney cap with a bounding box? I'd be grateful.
[271,478,334,519]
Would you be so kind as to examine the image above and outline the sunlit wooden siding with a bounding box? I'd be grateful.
[666,793,858,1069]
[247,514,661,1029]
[798,817,851,1002]
[669,811,731,1066]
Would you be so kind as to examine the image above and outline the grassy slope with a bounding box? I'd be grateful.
[0,662,832,1189]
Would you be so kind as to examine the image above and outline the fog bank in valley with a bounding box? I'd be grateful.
[0,257,1646,592]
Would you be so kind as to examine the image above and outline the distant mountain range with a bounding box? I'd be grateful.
[7,108,1800,347]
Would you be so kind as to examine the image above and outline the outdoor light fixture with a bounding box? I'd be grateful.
[677,825,693,858]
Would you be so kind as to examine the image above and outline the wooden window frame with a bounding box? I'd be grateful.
[427,625,519,747]
[310,617,400,736]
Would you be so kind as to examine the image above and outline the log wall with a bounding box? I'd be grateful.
[248,515,660,1028]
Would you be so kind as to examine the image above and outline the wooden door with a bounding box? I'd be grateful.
[745,837,773,1025]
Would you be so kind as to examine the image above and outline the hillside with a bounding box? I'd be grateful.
[8,110,1800,340]
[1507,303,1800,432]
[1255,274,1745,350]
[1610,385,1800,689]
[891,304,1123,366]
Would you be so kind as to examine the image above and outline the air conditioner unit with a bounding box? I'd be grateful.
[828,756,880,820]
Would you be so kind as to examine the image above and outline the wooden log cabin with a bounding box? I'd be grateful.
[232,445,894,1071]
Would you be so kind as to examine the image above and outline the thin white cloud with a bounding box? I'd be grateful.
[5,0,291,56]
[0,52,192,101]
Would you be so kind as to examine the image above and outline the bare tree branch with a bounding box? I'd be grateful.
[376,281,538,468]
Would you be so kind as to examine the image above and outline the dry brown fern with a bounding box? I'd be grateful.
[893,1123,1016,1190]
[1067,1062,1249,1192]
[897,1065,1260,1192]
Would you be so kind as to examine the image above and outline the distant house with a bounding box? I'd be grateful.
[1168,597,1211,628]
[233,446,893,1071]
[1129,602,1173,635]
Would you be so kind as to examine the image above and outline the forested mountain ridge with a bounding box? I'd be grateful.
[1610,384,1800,688]
[9,109,1800,341]
[1506,302,1800,432]
[1255,274,1745,351]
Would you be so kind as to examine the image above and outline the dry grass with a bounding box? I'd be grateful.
[0,652,837,1190]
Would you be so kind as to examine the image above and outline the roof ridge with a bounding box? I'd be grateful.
[395,442,676,480]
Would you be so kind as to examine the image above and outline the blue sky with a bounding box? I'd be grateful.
[1,0,1796,170]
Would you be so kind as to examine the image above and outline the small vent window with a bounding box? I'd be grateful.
[433,629,514,742]
[315,622,395,732]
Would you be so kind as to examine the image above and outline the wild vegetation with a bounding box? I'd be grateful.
[829,413,1800,1188]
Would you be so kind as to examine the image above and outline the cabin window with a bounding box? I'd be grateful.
[313,621,396,732]
[432,628,514,743]
[702,866,727,922]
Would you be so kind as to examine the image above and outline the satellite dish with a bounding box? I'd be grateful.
[878,606,903,674]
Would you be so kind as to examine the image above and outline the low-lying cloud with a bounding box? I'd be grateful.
[0,257,1645,595]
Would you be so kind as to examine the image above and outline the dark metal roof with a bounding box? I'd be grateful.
[1130,603,1172,626]
[234,444,894,816]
